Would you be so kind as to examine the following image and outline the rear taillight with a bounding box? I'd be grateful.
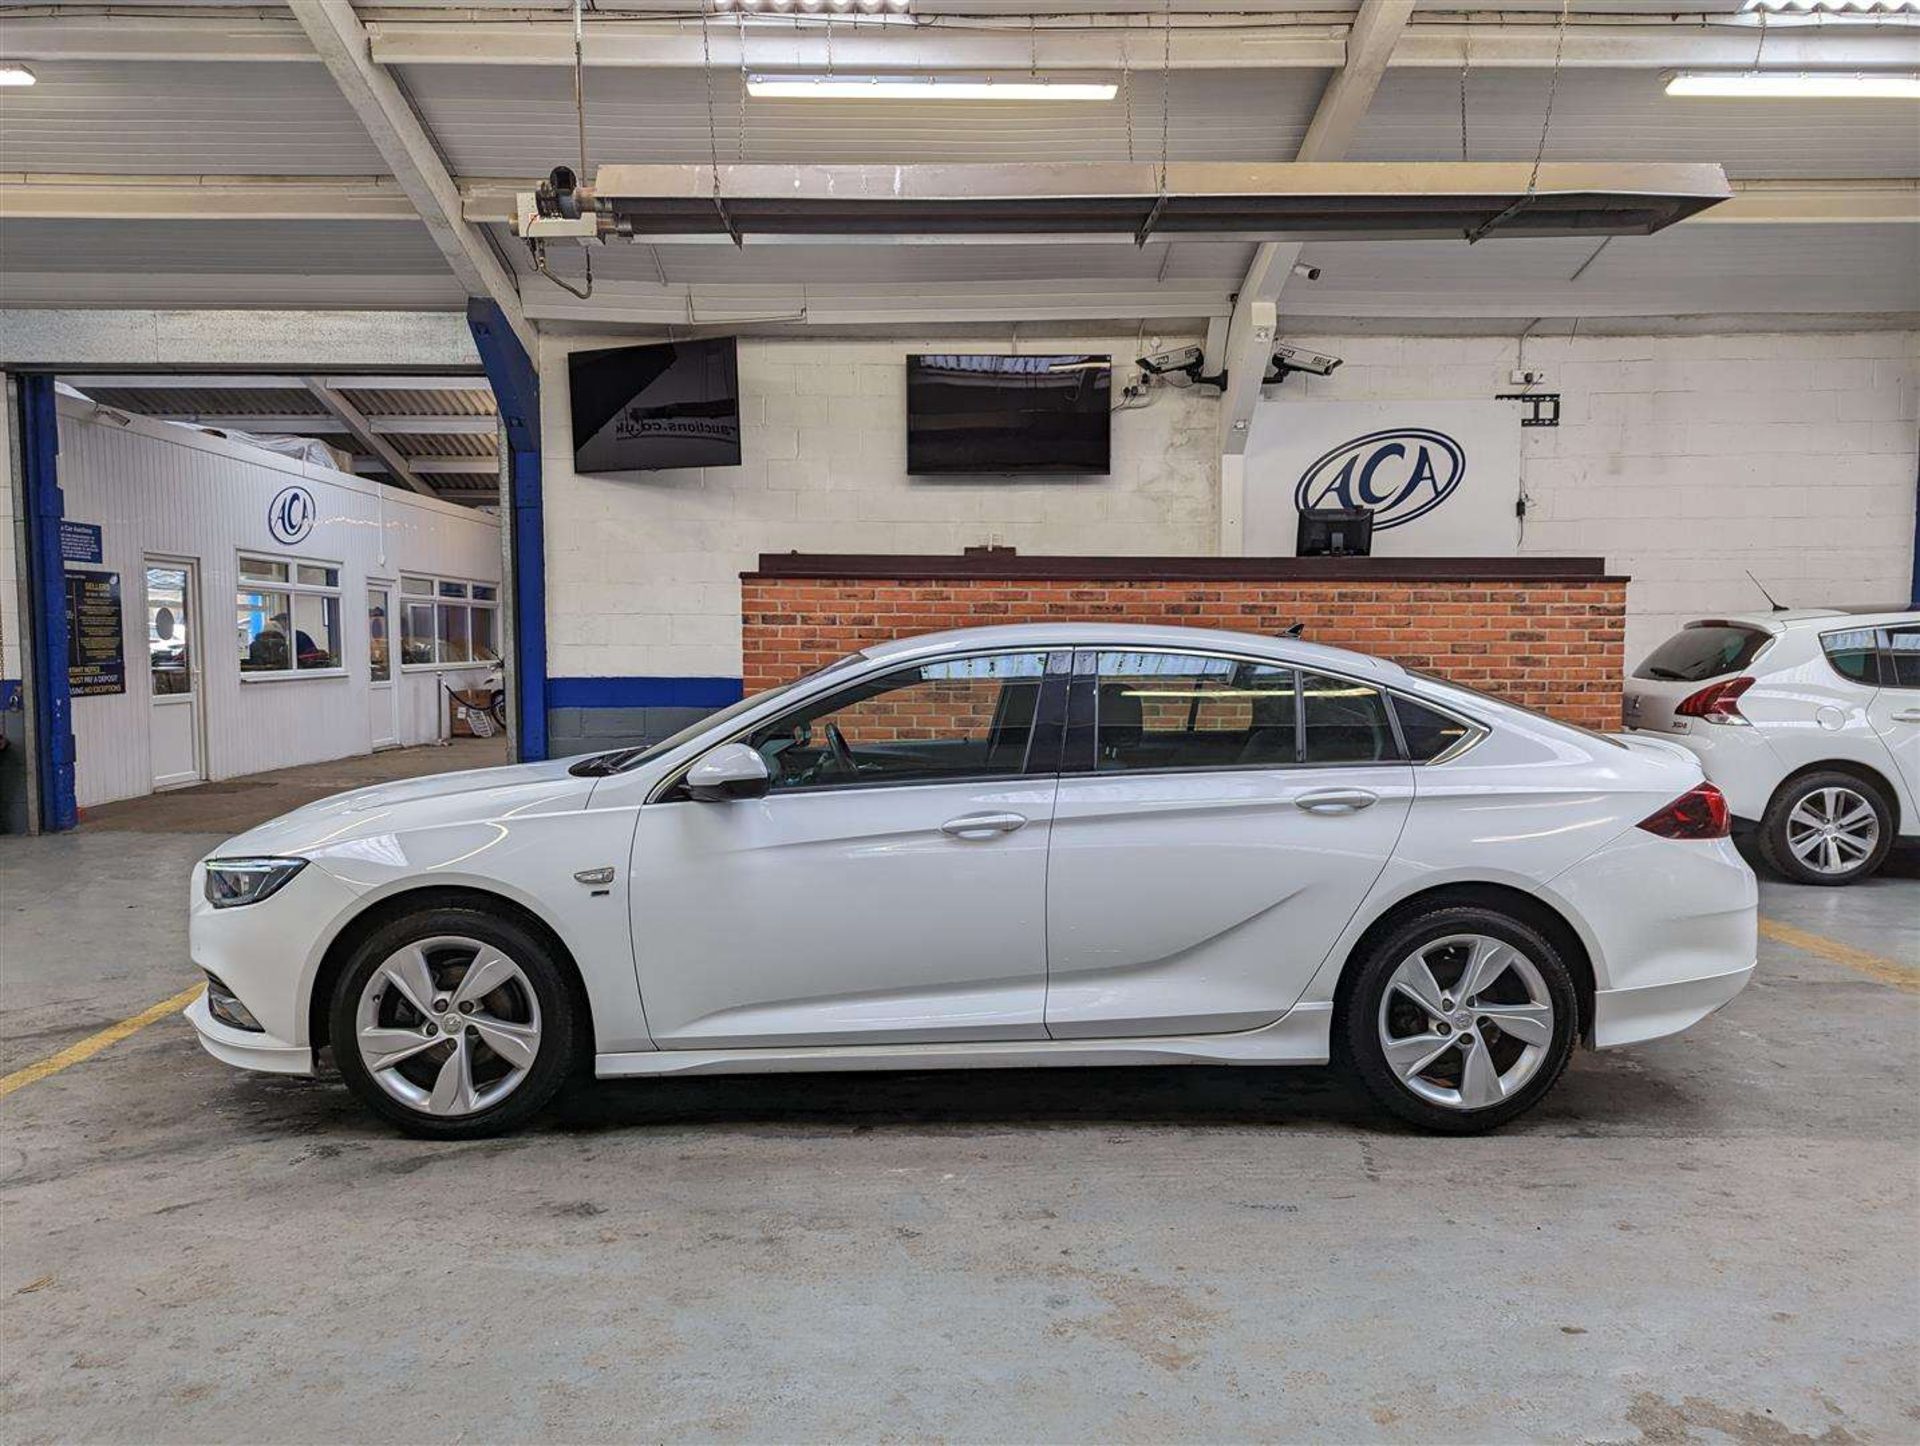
[1638,782,1732,841]
[1674,675,1754,725]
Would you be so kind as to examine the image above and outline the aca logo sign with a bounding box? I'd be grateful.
[267,485,317,546]
[1293,427,1466,531]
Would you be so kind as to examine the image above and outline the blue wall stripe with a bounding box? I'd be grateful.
[20,376,76,833]
[548,676,744,709]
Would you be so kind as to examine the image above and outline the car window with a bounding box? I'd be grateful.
[747,652,1048,791]
[1392,694,1477,762]
[1883,626,1920,690]
[1821,628,1882,687]
[1091,652,1299,771]
[1634,624,1773,682]
[1301,671,1401,764]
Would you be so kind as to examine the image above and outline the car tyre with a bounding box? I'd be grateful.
[1757,771,1893,887]
[330,906,580,1139]
[1343,905,1578,1135]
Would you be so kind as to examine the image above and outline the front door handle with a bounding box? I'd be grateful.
[940,811,1027,838]
[1892,709,1920,723]
[1295,788,1379,815]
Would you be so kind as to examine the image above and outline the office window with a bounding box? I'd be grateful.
[397,573,501,668]
[237,553,341,677]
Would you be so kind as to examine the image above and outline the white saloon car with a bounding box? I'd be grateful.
[188,624,1756,1138]
[1624,610,1920,885]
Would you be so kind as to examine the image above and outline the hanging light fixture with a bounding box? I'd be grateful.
[1666,72,1920,96]
[746,74,1118,100]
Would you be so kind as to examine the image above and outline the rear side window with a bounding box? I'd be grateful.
[1634,625,1772,682]
[1092,652,1299,771]
[1392,695,1477,762]
[1300,672,1400,764]
[1821,629,1882,686]
[1883,627,1920,689]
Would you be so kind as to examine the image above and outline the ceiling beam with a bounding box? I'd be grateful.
[287,1,535,356]
[350,456,505,477]
[365,18,1920,71]
[3,173,1906,228]
[9,10,1914,71]
[114,412,499,437]
[304,378,438,497]
[55,372,489,390]
[1215,0,1415,479]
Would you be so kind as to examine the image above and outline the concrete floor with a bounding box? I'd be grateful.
[0,748,1915,1444]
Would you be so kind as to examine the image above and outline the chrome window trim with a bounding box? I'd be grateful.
[646,641,1495,804]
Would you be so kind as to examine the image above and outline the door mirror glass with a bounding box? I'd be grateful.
[686,741,772,801]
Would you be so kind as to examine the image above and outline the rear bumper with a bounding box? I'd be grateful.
[183,992,314,1076]
[1591,961,1755,1049]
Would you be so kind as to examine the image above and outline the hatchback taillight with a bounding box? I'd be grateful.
[1637,782,1732,841]
[1674,675,1754,725]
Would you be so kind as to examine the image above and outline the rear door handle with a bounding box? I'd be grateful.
[940,811,1027,838]
[1295,788,1379,815]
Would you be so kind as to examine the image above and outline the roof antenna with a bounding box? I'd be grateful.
[1282,622,1306,638]
[1746,570,1789,613]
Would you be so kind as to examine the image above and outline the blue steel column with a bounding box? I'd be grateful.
[19,375,76,831]
[467,301,547,762]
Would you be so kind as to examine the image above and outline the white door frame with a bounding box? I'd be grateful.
[145,555,207,791]
[368,578,400,750]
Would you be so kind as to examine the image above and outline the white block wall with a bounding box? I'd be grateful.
[539,333,1220,682]
[1283,331,1919,664]
[540,329,1918,682]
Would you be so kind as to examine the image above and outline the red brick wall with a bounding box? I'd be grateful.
[741,575,1628,731]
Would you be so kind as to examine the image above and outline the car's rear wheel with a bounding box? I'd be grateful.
[1758,772,1892,886]
[1344,906,1577,1134]
[330,907,578,1139]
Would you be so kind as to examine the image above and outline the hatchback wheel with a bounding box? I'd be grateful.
[330,907,578,1139]
[1759,772,1892,886]
[1344,906,1577,1134]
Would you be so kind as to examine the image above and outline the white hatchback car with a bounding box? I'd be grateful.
[1624,610,1920,885]
[187,624,1756,1138]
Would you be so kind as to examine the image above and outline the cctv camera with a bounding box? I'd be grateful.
[1290,262,1322,282]
[1265,342,1343,384]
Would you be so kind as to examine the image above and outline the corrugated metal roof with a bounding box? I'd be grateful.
[336,387,498,417]
[78,386,327,418]
[389,433,499,460]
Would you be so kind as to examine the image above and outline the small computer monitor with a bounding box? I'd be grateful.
[1297,507,1374,558]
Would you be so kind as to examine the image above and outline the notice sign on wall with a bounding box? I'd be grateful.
[1244,400,1521,557]
[64,569,126,697]
[59,520,104,565]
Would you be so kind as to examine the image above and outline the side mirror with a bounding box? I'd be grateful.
[685,742,771,802]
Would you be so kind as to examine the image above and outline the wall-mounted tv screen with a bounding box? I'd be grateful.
[569,337,741,473]
[906,354,1111,475]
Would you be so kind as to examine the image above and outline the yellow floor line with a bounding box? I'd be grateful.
[0,985,204,1100]
[1759,918,1920,994]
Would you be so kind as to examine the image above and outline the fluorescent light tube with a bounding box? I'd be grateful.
[0,64,37,87]
[747,75,1118,101]
[1666,71,1920,98]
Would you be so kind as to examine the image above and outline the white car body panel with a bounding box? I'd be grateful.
[1623,609,1919,834]
[1044,764,1412,1037]
[626,778,1057,1047]
[184,621,1757,1096]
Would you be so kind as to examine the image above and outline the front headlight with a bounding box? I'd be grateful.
[203,857,308,909]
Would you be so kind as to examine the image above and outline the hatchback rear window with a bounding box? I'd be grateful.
[1634,625,1772,682]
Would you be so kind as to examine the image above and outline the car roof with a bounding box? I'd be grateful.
[1685,608,1919,632]
[859,622,1404,677]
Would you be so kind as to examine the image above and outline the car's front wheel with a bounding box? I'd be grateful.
[1344,906,1578,1134]
[1757,771,1893,886]
[330,907,579,1139]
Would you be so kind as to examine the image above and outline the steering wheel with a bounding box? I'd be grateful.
[824,721,858,776]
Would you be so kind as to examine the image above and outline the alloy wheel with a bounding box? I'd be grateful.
[1376,934,1555,1111]
[353,936,543,1117]
[1784,786,1880,877]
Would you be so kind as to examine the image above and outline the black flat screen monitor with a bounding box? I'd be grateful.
[906,354,1111,475]
[1297,506,1374,557]
[569,337,741,473]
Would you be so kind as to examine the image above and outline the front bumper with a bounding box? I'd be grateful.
[183,991,315,1075]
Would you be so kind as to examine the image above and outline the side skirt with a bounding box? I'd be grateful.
[596,1003,1332,1078]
